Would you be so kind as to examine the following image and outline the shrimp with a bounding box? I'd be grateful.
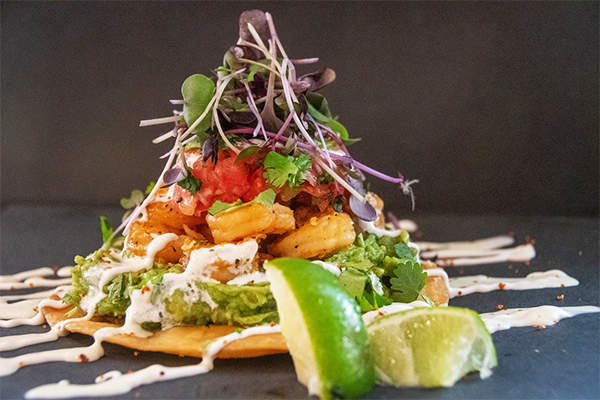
[124,200,205,264]
[146,201,205,230]
[206,203,295,244]
[268,208,356,259]
[125,221,189,264]
[365,192,386,228]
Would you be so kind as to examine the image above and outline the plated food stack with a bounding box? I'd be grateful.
[59,9,448,340]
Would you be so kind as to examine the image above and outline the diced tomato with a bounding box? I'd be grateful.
[172,148,345,216]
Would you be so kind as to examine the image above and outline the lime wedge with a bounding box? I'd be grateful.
[265,258,376,399]
[367,307,496,387]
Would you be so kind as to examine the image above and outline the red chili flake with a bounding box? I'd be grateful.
[538,325,546,330]
[497,305,504,310]
[560,284,565,287]
[337,264,343,270]
[10,286,14,290]
[42,324,47,329]
[378,311,385,317]
[553,319,559,324]
[29,283,34,288]
[134,351,140,356]
[128,370,135,374]
[19,362,25,367]
[79,354,89,364]
[498,283,506,290]
[141,286,150,295]
[557,294,564,300]
[270,322,276,327]
[458,291,463,296]
[223,340,228,345]
[33,307,39,312]
[248,280,254,285]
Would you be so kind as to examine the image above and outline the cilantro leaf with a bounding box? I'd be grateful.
[208,189,276,216]
[100,216,113,243]
[395,242,416,262]
[360,290,393,312]
[389,261,427,303]
[178,170,203,195]
[263,151,312,188]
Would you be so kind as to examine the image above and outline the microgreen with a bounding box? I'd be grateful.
[120,190,144,210]
[389,261,427,303]
[208,188,276,216]
[145,182,156,195]
[100,216,113,243]
[235,145,261,163]
[263,151,312,188]
[182,74,216,143]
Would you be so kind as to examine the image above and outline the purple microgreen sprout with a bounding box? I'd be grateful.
[400,179,419,211]
[299,68,337,92]
[308,114,335,169]
[243,82,268,140]
[202,135,219,164]
[163,168,187,186]
[348,177,377,221]
[290,57,319,65]
[265,12,295,82]
[272,110,295,150]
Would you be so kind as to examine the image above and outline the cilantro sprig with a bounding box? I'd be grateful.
[389,261,427,303]
[208,189,276,216]
[177,169,203,195]
[263,151,312,188]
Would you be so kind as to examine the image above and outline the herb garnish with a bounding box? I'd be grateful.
[208,189,276,216]
[263,151,312,188]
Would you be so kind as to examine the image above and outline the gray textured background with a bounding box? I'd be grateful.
[2,1,598,216]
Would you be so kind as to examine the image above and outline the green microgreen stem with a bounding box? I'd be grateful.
[139,115,180,127]
[152,128,176,144]
[179,95,218,142]
[212,70,246,154]
[237,58,281,77]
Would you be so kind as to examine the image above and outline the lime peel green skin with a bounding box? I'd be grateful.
[368,307,497,387]
[265,258,376,399]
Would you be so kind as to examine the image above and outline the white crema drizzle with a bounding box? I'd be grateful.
[0,234,178,377]
[416,235,536,266]
[0,223,597,398]
[24,324,282,399]
[481,306,600,334]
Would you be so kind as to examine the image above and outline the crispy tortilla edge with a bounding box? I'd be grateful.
[42,297,288,359]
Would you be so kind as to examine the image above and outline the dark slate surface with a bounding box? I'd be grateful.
[1,205,598,399]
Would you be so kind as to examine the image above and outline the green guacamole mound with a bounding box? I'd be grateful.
[62,249,278,331]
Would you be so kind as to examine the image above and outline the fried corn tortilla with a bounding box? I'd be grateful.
[42,296,288,359]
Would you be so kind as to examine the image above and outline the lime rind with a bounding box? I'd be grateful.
[265,258,376,399]
[367,306,497,387]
